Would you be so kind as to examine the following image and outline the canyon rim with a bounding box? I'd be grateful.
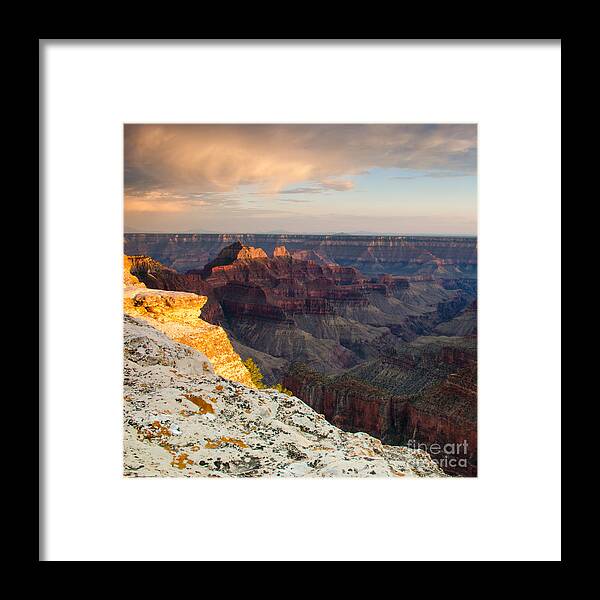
[123,124,477,478]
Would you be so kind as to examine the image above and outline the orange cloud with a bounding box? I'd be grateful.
[125,124,476,200]
[125,190,208,213]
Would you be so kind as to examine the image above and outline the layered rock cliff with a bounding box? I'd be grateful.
[124,257,253,387]
[123,255,144,287]
[124,246,474,382]
[124,233,477,277]
[434,300,477,337]
[126,254,223,323]
[123,314,445,478]
[283,338,477,476]
[198,242,401,315]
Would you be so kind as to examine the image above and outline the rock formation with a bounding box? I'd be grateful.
[127,254,224,323]
[283,340,477,476]
[124,245,474,382]
[124,257,253,387]
[290,249,336,266]
[434,301,477,337]
[124,233,477,277]
[124,314,445,478]
[123,255,144,287]
[199,241,267,277]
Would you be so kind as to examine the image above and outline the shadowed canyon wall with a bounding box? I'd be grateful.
[283,358,477,476]
[124,233,477,277]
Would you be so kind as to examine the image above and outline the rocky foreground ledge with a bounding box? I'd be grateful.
[124,315,445,478]
[124,256,254,387]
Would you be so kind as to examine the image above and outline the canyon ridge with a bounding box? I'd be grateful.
[124,233,477,476]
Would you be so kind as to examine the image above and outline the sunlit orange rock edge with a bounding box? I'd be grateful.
[123,255,254,387]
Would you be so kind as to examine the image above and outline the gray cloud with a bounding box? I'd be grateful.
[280,186,324,195]
[125,124,477,212]
[320,179,354,191]
[280,179,354,195]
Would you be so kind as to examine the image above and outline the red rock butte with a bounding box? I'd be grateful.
[273,245,290,257]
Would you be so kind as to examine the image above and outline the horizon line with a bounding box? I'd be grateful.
[124,231,478,238]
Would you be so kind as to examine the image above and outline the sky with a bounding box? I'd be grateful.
[124,124,477,235]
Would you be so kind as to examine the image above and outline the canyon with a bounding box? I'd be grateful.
[124,233,477,277]
[122,258,444,478]
[124,234,477,476]
[282,341,477,476]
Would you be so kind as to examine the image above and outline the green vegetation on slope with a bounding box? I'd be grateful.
[243,357,293,396]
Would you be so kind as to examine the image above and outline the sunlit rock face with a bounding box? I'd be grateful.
[123,314,445,478]
[200,241,268,276]
[123,255,144,287]
[124,256,253,387]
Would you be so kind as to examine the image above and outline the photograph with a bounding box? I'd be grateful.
[123,124,477,478]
